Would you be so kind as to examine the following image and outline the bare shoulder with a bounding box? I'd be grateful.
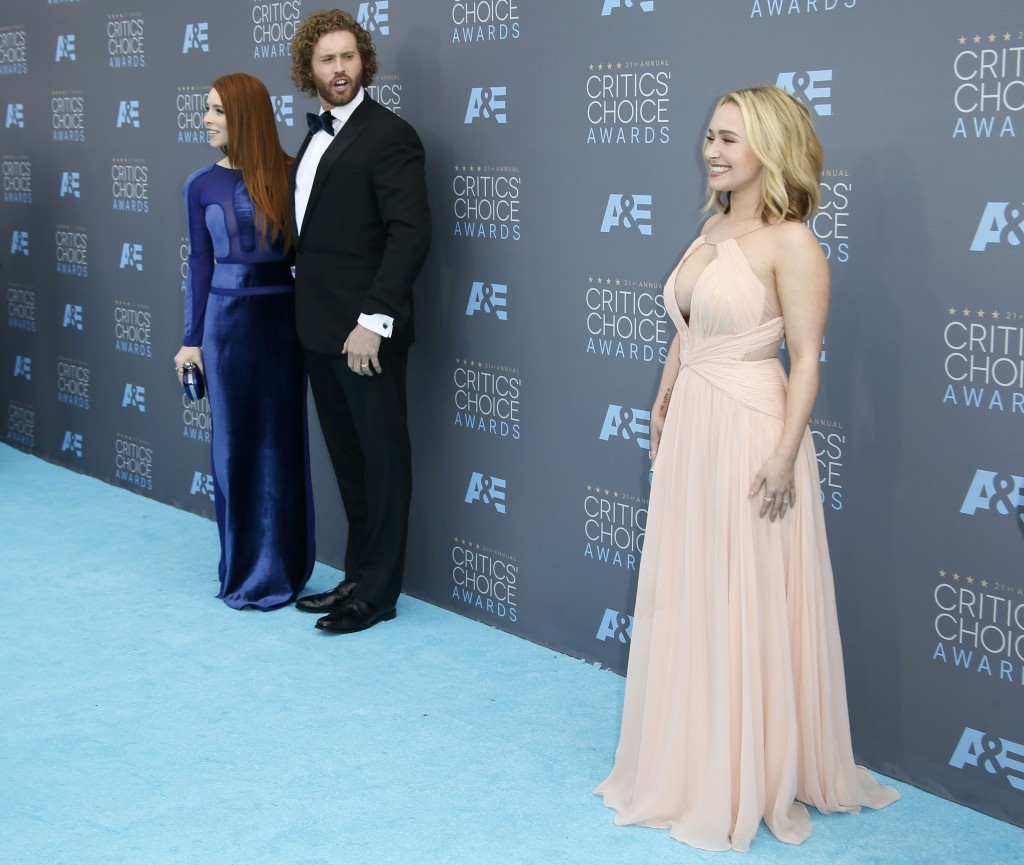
[770,219,820,254]
[701,213,723,235]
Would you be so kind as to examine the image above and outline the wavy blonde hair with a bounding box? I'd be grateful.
[704,85,823,223]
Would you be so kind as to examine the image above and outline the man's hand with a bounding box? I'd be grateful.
[343,324,382,376]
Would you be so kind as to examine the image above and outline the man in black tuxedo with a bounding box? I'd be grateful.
[288,9,431,633]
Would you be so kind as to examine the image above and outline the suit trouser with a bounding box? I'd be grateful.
[305,349,410,609]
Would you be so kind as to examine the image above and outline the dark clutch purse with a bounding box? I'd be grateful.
[181,362,205,401]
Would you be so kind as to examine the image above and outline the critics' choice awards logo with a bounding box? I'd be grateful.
[971,201,1023,252]
[596,609,633,643]
[116,100,141,129]
[750,0,857,19]
[812,171,851,262]
[584,274,668,364]
[466,281,507,320]
[51,92,85,141]
[952,32,1023,140]
[182,22,209,54]
[112,158,149,212]
[252,1,301,59]
[811,418,844,510]
[601,0,654,15]
[451,538,518,622]
[3,157,32,203]
[177,87,209,144]
[55,225,88,277]
[60,170,81,198]
[0,28,28,75]
[13,355,31,380]
[7,402,34,447]
[453,358,520,440]
[451,0,520,43]
[57,357,90,409]
[114,301,152,357]
[777,70,832,116]
[62,303,84,330]
[108,14,144,68]
[452,165,522,240]
[599,403,650,449]
[601,194,652,235]
[941,307,1024,414]
[55,34,76,62]
[183,391,212,443]
[10,230,29,255]
[950,728,1024,794]
[6,103,24,127]
[8,285,36,332]
[586,61,670,145]
[465,471,507,514]
[465,87,507,124]
[61,430,83,457]
[115,434,153,490]
[584,484,647,571]
[961,470,1023,523]
[366,75,402,115]
[191,470,215,500]
[932,567,1024,687]
[357,1,389,35]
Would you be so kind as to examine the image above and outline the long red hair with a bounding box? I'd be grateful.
[212,72,293,249]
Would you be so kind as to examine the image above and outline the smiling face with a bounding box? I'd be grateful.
[310,29,363,109]
[704,100,764,204]
[204,87,227,149]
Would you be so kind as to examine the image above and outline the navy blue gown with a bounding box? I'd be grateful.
[183,163,315,610]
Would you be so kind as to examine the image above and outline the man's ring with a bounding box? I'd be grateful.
[360,362,369,368]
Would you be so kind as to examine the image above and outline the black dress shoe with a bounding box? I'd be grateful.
[295,580,358,613]
[315,599,396,634]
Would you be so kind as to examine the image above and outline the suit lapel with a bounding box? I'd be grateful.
[291,131,314,238]
[303,99,373,233]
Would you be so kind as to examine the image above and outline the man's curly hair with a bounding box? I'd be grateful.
[290,9,378,97]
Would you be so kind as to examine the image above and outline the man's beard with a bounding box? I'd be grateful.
[314,69,362,108]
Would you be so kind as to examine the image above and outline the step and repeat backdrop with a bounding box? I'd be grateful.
[1,0,1021,827]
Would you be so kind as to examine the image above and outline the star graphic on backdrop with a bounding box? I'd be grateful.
[1005,33,1013,41]
[981,579,989,588]
[992,311,1001,319]
[613,490,620,498]
[948,307,956,315]
[589,64,594,71]
[953,572,961,581]
[967,575,975,584]
[605,275,612,283]
[963,308,971,316]
[977,309,986,317]
[597,277,603,284]
[939,569,947,578]
[616,279,622,286]
[597,63,604,71]
[958,36,966,44]
[604,488,611,495]
[973,35,982,44]
[586,484,592,491]
[617,62,622,69]
[988,34,997,43]
[588,276,594,283]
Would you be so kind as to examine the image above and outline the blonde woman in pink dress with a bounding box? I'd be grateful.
[595,85,898,852]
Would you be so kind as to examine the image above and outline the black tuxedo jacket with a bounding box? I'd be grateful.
[291,96,431,354]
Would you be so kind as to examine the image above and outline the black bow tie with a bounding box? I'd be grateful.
[306,111,335,136]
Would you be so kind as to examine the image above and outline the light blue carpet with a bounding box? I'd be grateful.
[1,443,1020,864]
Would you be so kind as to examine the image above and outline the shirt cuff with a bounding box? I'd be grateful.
[358,312,394,338]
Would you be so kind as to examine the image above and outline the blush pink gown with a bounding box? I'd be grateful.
[595,237,898,852]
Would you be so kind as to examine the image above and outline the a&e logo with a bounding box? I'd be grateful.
[949,728,1024,793]
[5,103,24,128]
[596,608,634,642]
[970,202,1024,252]
[121,383,146,412]
[13,355,32,380]
[599,404,650,449]
[357,1,390,35]
[182,23,209,53]
[191,471,215,500]
[10,231,29,255]
[777,70,832,117]
[601,194,652,235]
[465,87,507,124]
[61,431,83,457]
[466,281,508,320]
[119,243,144,271]
[55,35,77,62]
[59,171,81,198]
[601,0,655,15]
[272,95,293,126]
[465,472,507,514]
[116,100,141,128]
[62,304,84,330]
[960,469,1024,522]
